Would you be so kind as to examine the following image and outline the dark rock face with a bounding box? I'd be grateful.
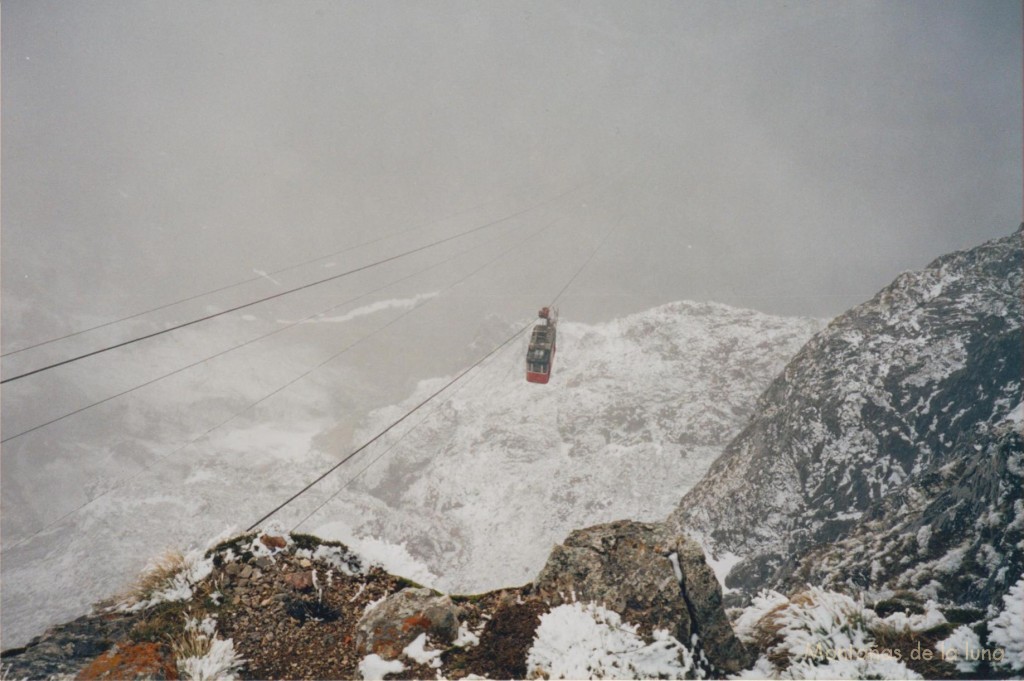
[0,610,134,680]
[464,600,549,679]
[355,587,459,659]
[534,519,753,673]
[672,226,1023,613]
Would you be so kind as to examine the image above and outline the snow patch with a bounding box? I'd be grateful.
[880,600,946,631]
[453,622,481,647]
[284,292,439,325]
[526,602,695,679]
[936,625,982,673]
[988,576,1024,671]
[312,521,439,587]
[402,633,442,668]
[1003,400,1024,425]
[357,654,405,680]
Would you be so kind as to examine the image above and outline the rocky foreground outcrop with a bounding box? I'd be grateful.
[1,521,748,679]
[534,520,752,673]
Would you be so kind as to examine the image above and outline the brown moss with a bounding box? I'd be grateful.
[128,602,192,645]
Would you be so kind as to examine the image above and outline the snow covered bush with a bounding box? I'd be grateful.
[745,588,876,665]
[779,655,922,680]
[988,575,1024,671]
[525,602,695,679]
[936,625,982,674]
[734,590,790,644]
[123,548,215,611]
[172,615,245,680]
[735,588,924,679]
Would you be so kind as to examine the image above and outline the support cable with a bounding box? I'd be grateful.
[2,179,589,385]
[1,209,569,555]
[0,216,525,444]
[248,320,533,532]
[288,320,515,534]
[248,190,627,532]
[1,180,543,358]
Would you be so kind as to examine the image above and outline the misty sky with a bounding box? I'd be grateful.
[3,0,1021,349]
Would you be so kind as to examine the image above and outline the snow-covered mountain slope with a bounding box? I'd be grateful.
[0,297,818,651]
[671,226,1023,613]
[306,301,822,594]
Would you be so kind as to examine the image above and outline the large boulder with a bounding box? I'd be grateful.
[355,587,459,659]
[534,519,753,673]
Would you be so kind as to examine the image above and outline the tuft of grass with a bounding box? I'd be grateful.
[124,549,186,606]
[393,576,434,592]
[130,601,191,644]
[170,612,245,681]
[289,533,332,552]
[751,601,793,667]
[869,621,958,679]
[170,617,212,663]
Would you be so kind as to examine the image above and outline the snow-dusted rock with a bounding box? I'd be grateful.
[534,519,752,673]
[355,587,458,659]
[672,225,1023,615]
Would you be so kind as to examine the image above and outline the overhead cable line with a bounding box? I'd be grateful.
[247,320,534,532]
[0,217,526,444]
[1,208,571,555]
[1,181,543,359]
[247,191,629,532]
[289,319,517,534]
[1,180,589,385]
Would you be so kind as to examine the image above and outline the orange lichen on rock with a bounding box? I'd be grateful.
[77,641,177,680]
[401,613,433,633]
[260,534,287,550]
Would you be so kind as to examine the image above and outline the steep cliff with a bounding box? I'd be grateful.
[672,226,1023,616]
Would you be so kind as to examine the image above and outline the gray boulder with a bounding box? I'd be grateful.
[355,587,459,659]
[534,519,753,674]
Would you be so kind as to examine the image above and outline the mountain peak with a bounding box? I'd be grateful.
[672,227,1022,615]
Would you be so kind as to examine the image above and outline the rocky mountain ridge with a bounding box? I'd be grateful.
[671,226,1023,616]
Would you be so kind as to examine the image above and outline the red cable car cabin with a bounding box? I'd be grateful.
[526,307,557,384]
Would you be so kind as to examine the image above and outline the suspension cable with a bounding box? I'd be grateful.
[0,215,526,444]
[247,192,626,532]
[1,209,569,555]
[248,321,534,532]
[289,318,516,534]
[2,180,588,385]
[0,181,543,358]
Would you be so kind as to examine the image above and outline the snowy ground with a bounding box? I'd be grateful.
[302,302,822,594]
[0,298,820,648]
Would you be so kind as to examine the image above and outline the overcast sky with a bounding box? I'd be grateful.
[3,0,1021,348]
